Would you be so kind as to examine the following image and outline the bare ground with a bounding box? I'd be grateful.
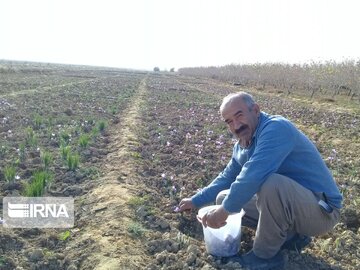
[64,77,153,269]
[1,63,359,270]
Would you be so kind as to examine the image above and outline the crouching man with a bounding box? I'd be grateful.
[178,92,342,270]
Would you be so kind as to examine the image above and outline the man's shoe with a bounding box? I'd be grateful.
[223,250,285,270]
[281,234,311,252]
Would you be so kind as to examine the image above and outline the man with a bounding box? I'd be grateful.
[178,92,342,269]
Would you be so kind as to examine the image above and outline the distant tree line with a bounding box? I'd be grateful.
[153,67,175,72]
[178,60,360,100]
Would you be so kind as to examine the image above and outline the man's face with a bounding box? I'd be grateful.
[221,98,260,145]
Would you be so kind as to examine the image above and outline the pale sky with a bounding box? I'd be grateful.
[1,0,359,71]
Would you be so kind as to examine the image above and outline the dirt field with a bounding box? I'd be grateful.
[0,62,359,269]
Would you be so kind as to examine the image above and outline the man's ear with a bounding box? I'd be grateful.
[253,104,260,116]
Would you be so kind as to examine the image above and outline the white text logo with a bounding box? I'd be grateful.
[8,202,69,218]
[3,197,74,228]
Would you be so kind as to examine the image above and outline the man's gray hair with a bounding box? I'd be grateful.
[220,92,256,113]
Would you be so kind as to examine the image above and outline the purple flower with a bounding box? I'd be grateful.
[173,206,181,213]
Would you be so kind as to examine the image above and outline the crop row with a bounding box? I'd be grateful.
[0,71,143,202]
[129,74,359,269]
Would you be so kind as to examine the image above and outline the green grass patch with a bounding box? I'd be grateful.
[18,142,26,162]
[127,195,149,208]
[79,134,90,148]
[131,151,142,159]
[98,120,107,133]
[41,151,53,170]
[23,170,53,197]
[80,166,100,179]
[109,106,118,115]
[127,222,147,238]
[25,127,38,148]
[67,153,80,171]
[58,230,71,241]
[60,145,71,160]
[0,144,8,157]
[33,114,43,129]
[4,165,16,182]
[60,131,71,145]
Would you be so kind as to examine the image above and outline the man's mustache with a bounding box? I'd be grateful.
[235,125,247,135]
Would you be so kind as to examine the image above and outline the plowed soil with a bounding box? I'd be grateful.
[0,61,359,270]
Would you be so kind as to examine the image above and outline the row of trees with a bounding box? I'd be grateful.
[153,67,175,72]
[178,60,360,100]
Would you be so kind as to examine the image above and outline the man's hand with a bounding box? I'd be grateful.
[178,198,195,212]
[199,206,229,229]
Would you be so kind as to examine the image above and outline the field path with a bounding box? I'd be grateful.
[0,79,95,98]
[66,76,151,269]
[0,73,130,98]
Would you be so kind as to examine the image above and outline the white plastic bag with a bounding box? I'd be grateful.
[198,205,244,257]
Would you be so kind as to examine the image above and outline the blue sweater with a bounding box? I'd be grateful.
[192,112,343,213]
